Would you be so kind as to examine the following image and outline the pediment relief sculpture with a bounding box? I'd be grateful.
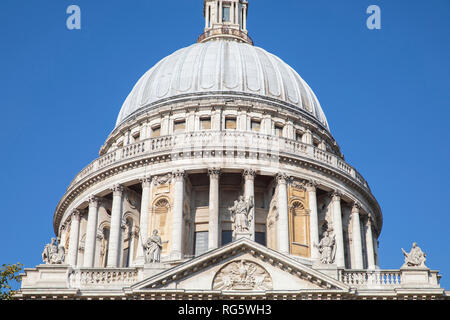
[213,260,272,291]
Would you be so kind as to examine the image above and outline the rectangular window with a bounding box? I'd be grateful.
[132,132,140,143]
[225,117,237,130]
[200,117,211,130]
[251,119,261,132]
[194,231,209,256]
[255,232,266,246]
[222,6,231,22]
[274,124,284,137]
[151,126,161,138]
[296,132,303,142]
[221,230,233,246]
[174,120,186,133]
[313,139,320,148]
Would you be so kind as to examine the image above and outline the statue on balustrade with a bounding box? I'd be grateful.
[143,229,167,263]
[229,196,254,233]
[314,231,336,264]
[42,238,66,265]
[402,242,427,268]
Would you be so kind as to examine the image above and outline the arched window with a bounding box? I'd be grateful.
[289,201,310,257]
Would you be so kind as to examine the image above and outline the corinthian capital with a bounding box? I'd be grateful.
[88,195,100,207]
[352,201,362,214]
[331,190,342,202]
[110,184,124,196]
[306,179,318,192]
[208,168,221,179]
[140,176,152,188]
[172,170,186,182]
[276,172,290,184]
[71,209,81,221]
[243,169,256,180]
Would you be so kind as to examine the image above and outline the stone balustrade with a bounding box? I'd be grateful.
[339,270,402,288]
[66,131,369,192]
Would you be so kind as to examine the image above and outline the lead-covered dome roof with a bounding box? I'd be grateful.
[116,40,329,130]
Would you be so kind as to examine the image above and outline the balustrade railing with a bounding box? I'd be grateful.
[67,131,369,192]
[339,270,401,288]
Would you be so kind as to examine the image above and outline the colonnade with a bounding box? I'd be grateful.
[65,170,378,270]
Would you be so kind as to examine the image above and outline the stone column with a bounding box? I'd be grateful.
[134,176,152,265]
[172,170,185,260]
[68,209,81,266]
[331,192,345,268]
[84,196,100,268]
[351,203,364,269]
[243,169,256,241]
[276,173,289,255]
[365,217,376,270]
[243,5,247,30]
[307,182,320,260]
[107,184,124,268]
[373,235,380,268]
[208,168,221,250]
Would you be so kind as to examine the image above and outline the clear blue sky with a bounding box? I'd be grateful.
[1,0,449,289]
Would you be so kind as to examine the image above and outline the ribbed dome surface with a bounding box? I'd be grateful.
[116,40,329,130]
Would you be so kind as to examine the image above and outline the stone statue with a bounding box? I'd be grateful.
[229,196,254,233]
[314,231,336,264]
[402,242,427,268]
[143,230,167,263]
[42,238,65,265]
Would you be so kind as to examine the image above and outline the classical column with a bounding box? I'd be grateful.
[84,196,100,268]
[331,192,345,268]
[107,184,124,268]
[351,203,364,269]
[172,170,185,260]
[68,209,81,266]
[276,173,289,255]
[307,181,320,260]
[134,176,152,265]
[365,217,376,270]
[208,168,221,250]
[243,5,247,30]
[243,169,256,241]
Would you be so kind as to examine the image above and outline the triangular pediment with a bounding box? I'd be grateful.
[130,239,350,294]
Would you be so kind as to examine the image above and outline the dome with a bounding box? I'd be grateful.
[116,40,329,130]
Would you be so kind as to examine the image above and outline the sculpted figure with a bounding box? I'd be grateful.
[42,238,65,264]
[402,242,427,268]
[314,231,336,264]
[229,196,254,233]
[143,230,167,263]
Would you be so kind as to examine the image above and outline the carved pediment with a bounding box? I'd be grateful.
[131,239,350,293]
[213,260,272,291]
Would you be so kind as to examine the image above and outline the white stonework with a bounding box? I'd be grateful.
[16,0,447,300]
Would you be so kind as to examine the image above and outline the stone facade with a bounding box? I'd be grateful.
[15,0,448,300]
